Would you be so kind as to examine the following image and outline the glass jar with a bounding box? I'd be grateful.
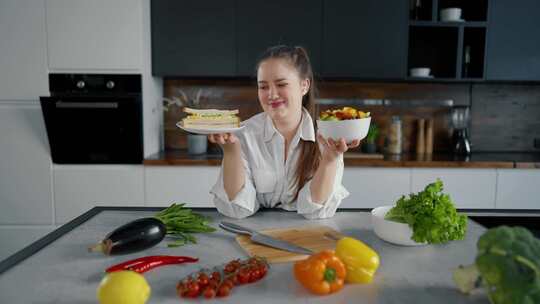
[386,116,402,154]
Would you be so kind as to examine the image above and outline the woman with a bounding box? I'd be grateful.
[209,45,359,219]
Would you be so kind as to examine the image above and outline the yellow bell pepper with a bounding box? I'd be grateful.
[358,111,369,119]
[335,237,380,284]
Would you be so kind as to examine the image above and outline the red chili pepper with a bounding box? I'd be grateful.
[105,256,153,272]
[106,255,198,273]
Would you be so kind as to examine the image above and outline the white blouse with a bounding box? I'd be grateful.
[210,108,349,219]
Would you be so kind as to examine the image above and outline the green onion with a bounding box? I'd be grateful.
[154,203,216,247]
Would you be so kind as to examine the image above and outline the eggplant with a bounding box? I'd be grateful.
[89,217,166,255]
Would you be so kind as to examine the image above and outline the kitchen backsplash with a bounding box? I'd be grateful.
[163,79,540,153]
[471,84,540,152]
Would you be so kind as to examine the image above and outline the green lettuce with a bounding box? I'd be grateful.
[384,179,467,244]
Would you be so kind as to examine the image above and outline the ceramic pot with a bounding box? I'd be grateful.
[187,134,208,155]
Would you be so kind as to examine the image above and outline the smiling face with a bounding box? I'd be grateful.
[257,58,310,125]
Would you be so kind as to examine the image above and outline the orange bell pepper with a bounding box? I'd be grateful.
[293,250,347,295]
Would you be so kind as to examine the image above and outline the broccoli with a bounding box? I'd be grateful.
[453,226,540,304]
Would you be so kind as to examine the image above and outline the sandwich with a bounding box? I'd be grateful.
[182,107,240,129]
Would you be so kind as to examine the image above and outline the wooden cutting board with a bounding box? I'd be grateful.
[235,225,343,264]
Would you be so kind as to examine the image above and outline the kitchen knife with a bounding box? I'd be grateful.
[219,221,314,255]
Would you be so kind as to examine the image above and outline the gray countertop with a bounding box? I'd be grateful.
[0,208,490,303]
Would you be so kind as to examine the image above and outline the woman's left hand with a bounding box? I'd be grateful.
[318,133,360,163]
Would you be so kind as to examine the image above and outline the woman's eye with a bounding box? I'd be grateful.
[258,86,268,90]
[277,83,288,87]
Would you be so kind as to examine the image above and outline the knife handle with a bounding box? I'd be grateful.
[219,221,254,236]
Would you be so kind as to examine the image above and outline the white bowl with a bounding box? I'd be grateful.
[317,117,371,143]
[410,67,431,77]
[371,206,427,246]
[440,8,462,21]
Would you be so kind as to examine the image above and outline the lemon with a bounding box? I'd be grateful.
[97,271,151,304]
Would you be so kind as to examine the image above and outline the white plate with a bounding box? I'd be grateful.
[176,121,245,135]
[371,206,427,246]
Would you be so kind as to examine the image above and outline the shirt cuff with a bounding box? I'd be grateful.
[296,179,350,219]
[210,170,258,219]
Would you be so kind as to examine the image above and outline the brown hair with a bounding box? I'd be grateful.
[256,45,320,202]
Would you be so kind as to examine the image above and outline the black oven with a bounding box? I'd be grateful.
[40,74,143,164]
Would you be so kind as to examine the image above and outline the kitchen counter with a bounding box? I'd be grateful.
[145,149,540,168]
[1,207,538,303]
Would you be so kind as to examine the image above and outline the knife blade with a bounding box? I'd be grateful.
[219,221,313,255]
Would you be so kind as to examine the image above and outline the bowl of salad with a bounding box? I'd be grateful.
[371,180,467,247]
[317,107,371,143]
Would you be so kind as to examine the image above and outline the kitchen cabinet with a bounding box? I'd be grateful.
[407,0,488,80]
[236,0,322,76]
[0,0,48,100]
[148,0,540,81]
[0,104,53,225]
[322,0,408,79]
[486,0,540,80]
[411,168,496,209]
[341,168,411,208]
[496,169,540,209]
[151,0,408,79]
[53,165,145,224]
[45,0,143,71]
[151,0,236,76]
[144,166,219,207]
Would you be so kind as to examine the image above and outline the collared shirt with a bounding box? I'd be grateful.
[210,108,349,219]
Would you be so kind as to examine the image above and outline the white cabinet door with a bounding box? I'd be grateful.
[0,104,53,225]
[341,168,411,208]
[46,0,142,71]
[496,169,540,209]
[411,168,496,209]
[145,167,220,208]
[0,0,48,100]
[54,165,144,224]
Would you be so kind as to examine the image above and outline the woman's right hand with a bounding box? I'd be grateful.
[208,133,239,149]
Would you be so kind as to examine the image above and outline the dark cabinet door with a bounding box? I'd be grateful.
[236,0,322,77]
[151,0,236,76]
[486,0,540,80]
[322,0,408,79]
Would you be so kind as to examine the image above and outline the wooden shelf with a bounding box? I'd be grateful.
[405,77,475,82]
[410,21,487,27]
